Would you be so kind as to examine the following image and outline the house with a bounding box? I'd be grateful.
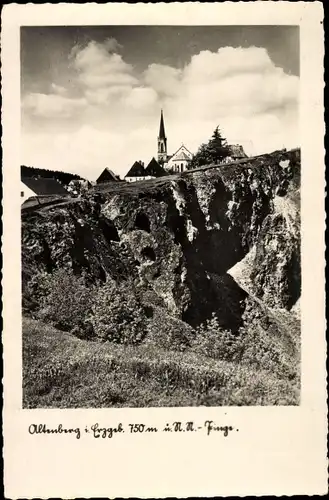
[96,167,121,184]
[145,157,167,178]
[124,161,151,182]
[165,144,193,173]
[21,177,69,204]
[227,144,248,160]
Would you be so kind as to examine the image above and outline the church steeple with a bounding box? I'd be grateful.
[157,109,167,165]
[159,109,166,139]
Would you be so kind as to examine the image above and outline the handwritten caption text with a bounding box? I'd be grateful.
[28,421,239,440]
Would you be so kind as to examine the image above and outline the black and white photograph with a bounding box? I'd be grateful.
[21,24,301,408]
[2,3,327,498]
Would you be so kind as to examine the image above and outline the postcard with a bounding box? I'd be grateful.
[2,2,327,497]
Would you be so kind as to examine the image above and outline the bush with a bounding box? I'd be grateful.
[146,306,195,352]
[36,269,94,337]
[238,325,297,380]
[24,270,148,343]
[23,271,53,314]
[191,313,243,361]
[91,276,147,344]
[190,313,298,381]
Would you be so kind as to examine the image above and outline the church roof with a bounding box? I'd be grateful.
[96,167,120,183]
[170,144,193,161]
[145,158,166,177]
[173,150,192,161]
[21,177,69,196]
[158,109,166,139]
[125,161,146,177]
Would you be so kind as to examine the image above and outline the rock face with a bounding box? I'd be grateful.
[22,148,301,330]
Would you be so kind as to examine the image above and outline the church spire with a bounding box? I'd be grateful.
[159,109,166,140]
[157,109,168,165]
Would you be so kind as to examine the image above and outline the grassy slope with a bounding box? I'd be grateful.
[23,317,299,408]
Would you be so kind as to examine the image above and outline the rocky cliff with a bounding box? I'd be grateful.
[22,148,301,331]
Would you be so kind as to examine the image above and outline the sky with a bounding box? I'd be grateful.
[21,26,299,180]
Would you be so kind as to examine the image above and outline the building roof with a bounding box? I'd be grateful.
[125,161,146,178]
[96,167,120,184]
[158,109,166,139]
[173,150,192,161]
[21,177,69,196]
[145,158,166,177]
[229,144,248,158]
[169,144,193,162]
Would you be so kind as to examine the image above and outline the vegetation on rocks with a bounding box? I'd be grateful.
[21,148,301,407]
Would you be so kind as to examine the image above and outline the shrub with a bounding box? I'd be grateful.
[238,325,297,381]
[146,306,195,352]
[191,313,243,361]
[36,269,94,337]
[23,271,54,314]
[190,312,299,382]
[91,276,147,344]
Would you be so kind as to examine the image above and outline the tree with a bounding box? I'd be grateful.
[189,126,231,169]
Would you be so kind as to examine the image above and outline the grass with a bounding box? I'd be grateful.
[23,316,300,408]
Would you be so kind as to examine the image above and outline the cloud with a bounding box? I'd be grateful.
[144,64,182,97]
[70,37,122,60]
[122,87,158,110]
[183,47,273,84]
[51,83,67,96]
[22,93,87,119]
[102,37,123,53]
[71,39,137,94]
[22,43,299,178]
[153,47,298,120]
[21,125,154,180]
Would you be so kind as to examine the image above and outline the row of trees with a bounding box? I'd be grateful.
[189,126,232,169]
[21,165,84,185]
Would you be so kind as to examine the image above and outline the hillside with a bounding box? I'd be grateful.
[22,148,301,407]
[23,314,299,408]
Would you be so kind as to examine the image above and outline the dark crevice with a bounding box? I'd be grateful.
[134,213,151,233]
[99,218,120,243]
[143,306,154,318]
[141,247,156,261]
[286,247,301,309]
[167,213,186,246]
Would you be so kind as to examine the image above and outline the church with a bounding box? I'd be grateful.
[157,109,193,173]
[124,110,192,182]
